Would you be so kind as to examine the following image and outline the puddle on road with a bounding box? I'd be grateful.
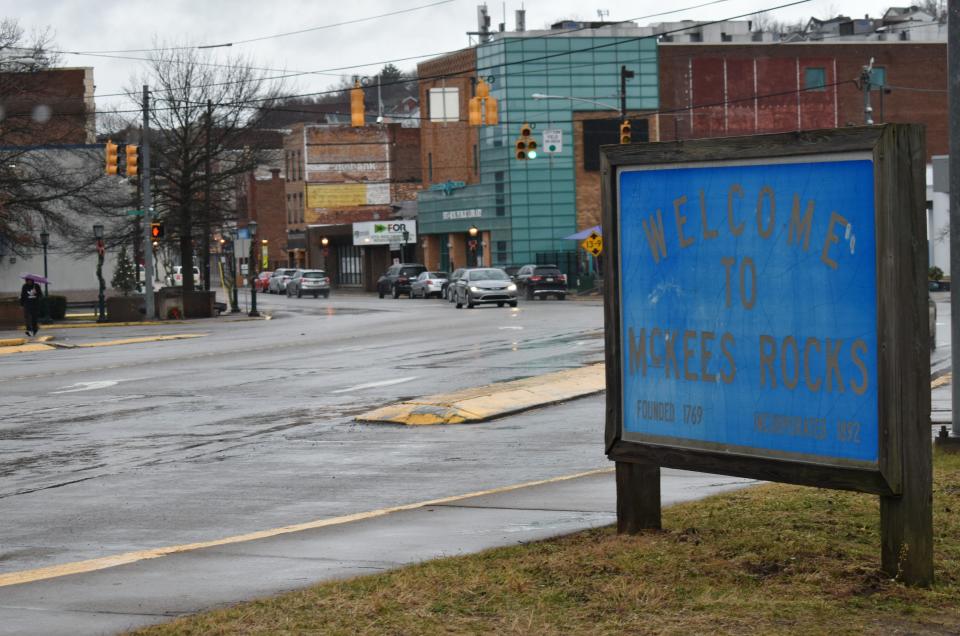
[271,307,384,319]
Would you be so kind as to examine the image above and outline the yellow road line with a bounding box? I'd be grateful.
[44,321,168,329]
[0,467,614,588]
[73,334,205,348]
[0,343,54,356]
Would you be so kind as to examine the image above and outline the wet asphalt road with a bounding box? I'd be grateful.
[0,291,607,576]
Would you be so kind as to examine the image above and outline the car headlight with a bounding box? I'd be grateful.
[507,284,517,291]
[470,286,481,293]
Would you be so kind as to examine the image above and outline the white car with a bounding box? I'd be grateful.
[268,268,298,294]
[167,266,202,287]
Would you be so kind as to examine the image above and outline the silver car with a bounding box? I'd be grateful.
[453,268,518,309]
[411,271,448,298]
[286,269,331,298]
[268,268,298,294]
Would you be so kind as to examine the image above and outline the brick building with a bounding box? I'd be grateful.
[657,42,948,159]
[236,165,286,273]
[0,67,95,145]
[283,123,421,289]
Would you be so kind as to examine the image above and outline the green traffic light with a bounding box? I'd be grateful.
[528,150,537,159]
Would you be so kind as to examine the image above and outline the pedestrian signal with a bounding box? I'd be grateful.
[151,222,164,239]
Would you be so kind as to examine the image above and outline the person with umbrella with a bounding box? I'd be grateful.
[19,273,45,336]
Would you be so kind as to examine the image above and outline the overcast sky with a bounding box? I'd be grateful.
[17,0,891,112]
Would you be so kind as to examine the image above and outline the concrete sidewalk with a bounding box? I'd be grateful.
[0,468,755,636]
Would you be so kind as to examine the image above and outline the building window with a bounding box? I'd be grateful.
[428,87,459,122]
[496,241,507,264]
[472,144,478,175]
[869,67,886,90]
[428,152,433,181]
[804,67,827,91]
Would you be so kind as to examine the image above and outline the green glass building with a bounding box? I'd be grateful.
[418,26,659,271]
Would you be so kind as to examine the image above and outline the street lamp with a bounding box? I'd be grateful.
[321,237,329,247]
[468,226,479,266]
[39,230,51,323]
[247,220,259,317]
[93,223,106,322]
[225,229,240,312]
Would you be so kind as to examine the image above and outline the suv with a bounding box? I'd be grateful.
[377,263,427,298]
[167,266,202,287]
[452,268,518,309]
[515,264,567,300]
[268,268,298,294]
[286,269,331,298]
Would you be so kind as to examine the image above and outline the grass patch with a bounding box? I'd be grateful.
[132,451,960,635]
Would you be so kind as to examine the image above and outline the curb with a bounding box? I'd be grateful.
[357,364,606,425]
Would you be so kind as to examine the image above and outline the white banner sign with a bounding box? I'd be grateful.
[353,220,418,246]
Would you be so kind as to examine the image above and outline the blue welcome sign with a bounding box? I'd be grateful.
[617,156,878,468]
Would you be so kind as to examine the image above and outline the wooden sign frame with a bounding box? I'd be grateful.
[601,125,932,585]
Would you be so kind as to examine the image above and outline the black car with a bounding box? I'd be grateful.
[514,264,568,300]
[377,263,427,298]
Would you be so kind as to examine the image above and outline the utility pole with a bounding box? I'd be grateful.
[141,85,155,319]
[203,99,213,291]
[860,58,875,125]
[620,65,634,119]
[948,0,960,442]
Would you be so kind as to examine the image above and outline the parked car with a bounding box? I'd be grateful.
[411,271,448,298]
[286,269,331,298]
[514,264,568,300]
[267,268,298,294]
[444,268,467,302]
[254,271,273,292]
[167,265,202,288]
[452,268,518,309]
[376,263,427,298]
[503,266,521,281]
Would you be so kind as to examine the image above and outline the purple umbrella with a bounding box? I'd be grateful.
[21,273,50,284]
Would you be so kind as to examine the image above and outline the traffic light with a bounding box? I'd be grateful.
[125,144,139,177]
[515,123,537,160]
[104,140,119,175]
[350,79,364,127]
[150,222,164,239]
[620,119,631,144]
[468,79,498,126]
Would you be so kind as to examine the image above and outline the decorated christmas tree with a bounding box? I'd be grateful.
[111,246,139,296]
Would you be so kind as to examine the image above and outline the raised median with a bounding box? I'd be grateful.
[356,363,605,425]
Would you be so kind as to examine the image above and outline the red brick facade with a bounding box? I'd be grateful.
[658,42,947,159]
[237,169,286,271]
[0,67,95,145]
[418,48,479,186]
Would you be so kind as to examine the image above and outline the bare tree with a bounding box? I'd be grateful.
[127,43,288,292]
[0,19,128,257]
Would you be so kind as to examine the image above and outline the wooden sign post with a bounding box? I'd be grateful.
[601,125,932,585]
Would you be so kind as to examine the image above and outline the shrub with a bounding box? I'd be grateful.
[929,266,945,281]
[42,295,67,320]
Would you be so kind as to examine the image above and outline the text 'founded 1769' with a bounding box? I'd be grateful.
[617,157,878,466]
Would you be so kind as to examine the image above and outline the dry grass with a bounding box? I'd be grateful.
[132,451,960,636]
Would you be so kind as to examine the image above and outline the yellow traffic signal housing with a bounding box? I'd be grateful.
[104,140,119,175]
[151,222,164,239]
[484,96,498,125]
[520,123,532,138]
[350,80,365,127]
[125,144,139,177]
[468,97,482,126]
[515,138,528,160]
[620,120,632,144]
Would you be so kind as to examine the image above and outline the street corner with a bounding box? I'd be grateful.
[357,363,606,426]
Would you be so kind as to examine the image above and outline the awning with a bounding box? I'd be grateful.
[563,225,601,240]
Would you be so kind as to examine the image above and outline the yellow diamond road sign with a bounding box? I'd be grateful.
[581,231,602,257]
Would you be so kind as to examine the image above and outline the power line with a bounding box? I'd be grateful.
[50,0,459,55]
[81,0,743,100]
